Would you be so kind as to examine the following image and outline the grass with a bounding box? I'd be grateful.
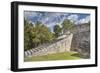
[24,52,82,62]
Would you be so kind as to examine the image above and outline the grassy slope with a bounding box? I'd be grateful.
[24,52,82,62]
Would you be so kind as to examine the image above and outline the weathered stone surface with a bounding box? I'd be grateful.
[25,23,90,58]
[71,23,90,58]
[24,34,73,57]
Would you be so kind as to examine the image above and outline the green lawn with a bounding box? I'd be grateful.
[24,52,82,62]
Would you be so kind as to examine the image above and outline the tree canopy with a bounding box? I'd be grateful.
[24,20,54,51]
[24,19,74,51]
[54,25,62,38]
[61,19,73,33]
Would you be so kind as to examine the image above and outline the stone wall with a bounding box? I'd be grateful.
[24,23,90,58]
[24,33,73,57]
[71,31,90,58]
[71,23,90,58]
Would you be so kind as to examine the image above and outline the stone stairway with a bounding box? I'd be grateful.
[24,33,73,57]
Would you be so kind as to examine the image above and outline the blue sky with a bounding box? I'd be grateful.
[24,11,90,32]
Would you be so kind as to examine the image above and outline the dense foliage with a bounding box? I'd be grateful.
[24,20,55,51]
[54,25,62,38]
[62,19,73,33]
[24,19,73,51]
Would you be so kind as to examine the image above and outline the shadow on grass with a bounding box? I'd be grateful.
[71,53,90,59]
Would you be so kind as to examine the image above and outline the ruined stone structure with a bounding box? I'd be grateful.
[71,23,90,58]
[25,33,73,57]
[25,23,90,58]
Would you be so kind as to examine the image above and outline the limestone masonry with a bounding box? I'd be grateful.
[25,23,90,58]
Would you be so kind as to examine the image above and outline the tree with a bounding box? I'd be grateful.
[62,19,73,34]
[24,19,34,51]
[54,25,62,37]
[34,23,54,45]
[24,20,55,51]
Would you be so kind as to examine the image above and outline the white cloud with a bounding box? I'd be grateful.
[76,15,90,24]
[28,21,35,25]
[42,17,49,23]
[67,14,79,23]
[24,11,38,19]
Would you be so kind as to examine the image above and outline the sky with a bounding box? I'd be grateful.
[24,11,90,32]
